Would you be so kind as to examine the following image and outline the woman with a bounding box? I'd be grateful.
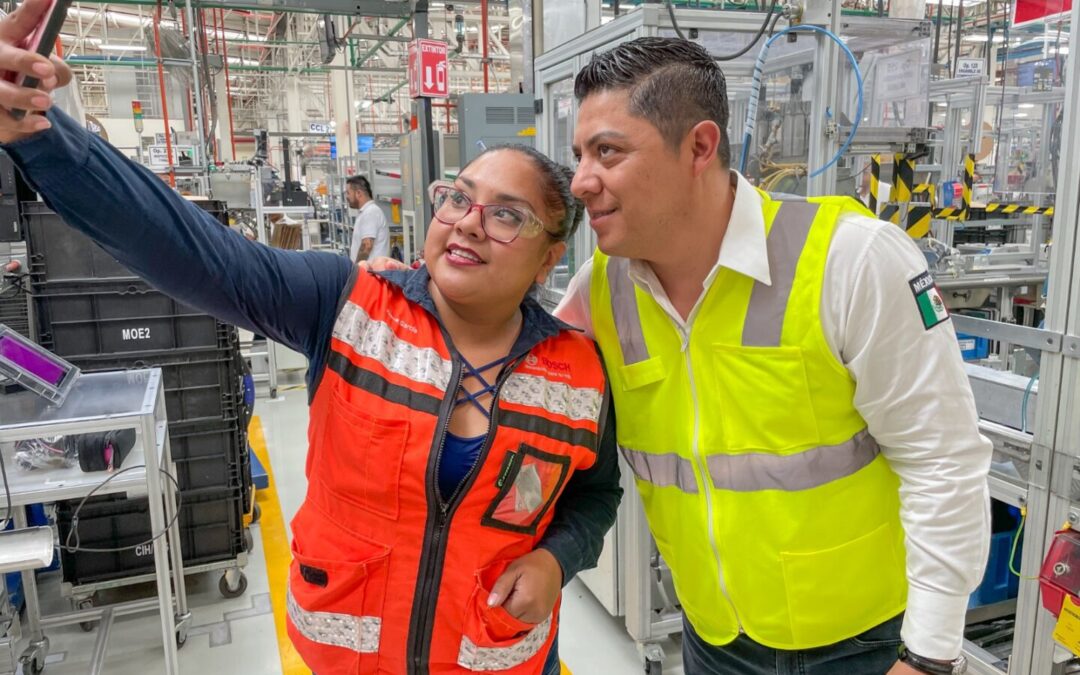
[0,3,620,673]
[286,147,620,675]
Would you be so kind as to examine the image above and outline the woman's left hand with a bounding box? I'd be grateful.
[486,549,563,624]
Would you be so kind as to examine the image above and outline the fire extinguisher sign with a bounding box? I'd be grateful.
[408,39,449,99]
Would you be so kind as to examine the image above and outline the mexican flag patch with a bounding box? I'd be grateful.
[909,271,949,330]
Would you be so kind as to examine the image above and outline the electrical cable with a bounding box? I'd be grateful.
[713,0,779,62]
[1007,507,1040,580]
[62,465,182,554]
[0,449,12,531]
[1020,371,1038,434]
[767,9,784,37]
[664,0,687,40]
[739,23,864,180]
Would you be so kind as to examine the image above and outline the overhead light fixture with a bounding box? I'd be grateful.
[99,44,147,52]
[1019,103,1036,108]
[936,102,948,107]
[1014,112,1029,117]
[962,34,1005,43]
[68,6,178,30]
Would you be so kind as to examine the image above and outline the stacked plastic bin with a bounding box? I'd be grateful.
[21,201,251,588]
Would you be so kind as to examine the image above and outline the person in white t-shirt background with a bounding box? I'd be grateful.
[345,175,390,263]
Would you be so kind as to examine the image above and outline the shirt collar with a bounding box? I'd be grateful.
[375,266,577,361]
[627,169,772,290]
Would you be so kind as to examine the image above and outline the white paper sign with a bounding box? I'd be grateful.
[957,58,986,78]
[148,144,169,168]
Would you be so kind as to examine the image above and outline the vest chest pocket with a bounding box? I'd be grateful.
[709,345,821,453]
[318,389,410,520]
[480,444,570,536]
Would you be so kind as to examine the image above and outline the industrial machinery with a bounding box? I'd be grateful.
[454,93,538,166]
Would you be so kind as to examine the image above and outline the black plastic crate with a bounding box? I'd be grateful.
[169,418,248,491]
[32,281,234,359]
[0,284,30,337]
[56,486,245,587]
[21,202,140,284]
[71,348,243,426]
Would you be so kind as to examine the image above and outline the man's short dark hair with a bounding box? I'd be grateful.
[346,175,372,198]
[574,37,730,167]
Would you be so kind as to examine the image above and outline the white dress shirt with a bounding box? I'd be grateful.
[349,200,390,262]
[556,170,992,661]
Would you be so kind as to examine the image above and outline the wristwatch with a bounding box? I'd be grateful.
[897,645,968,674]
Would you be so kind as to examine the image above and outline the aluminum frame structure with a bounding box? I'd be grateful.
[535,1,931,294]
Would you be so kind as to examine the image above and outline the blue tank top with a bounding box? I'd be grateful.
[439,431,486,500]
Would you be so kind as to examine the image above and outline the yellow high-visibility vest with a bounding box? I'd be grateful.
[589,192,907,650]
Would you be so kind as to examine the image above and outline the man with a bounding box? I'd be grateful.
[556,38,991,675]
[345,174,390,263]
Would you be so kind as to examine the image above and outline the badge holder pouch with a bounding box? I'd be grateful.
[0,323,80,406]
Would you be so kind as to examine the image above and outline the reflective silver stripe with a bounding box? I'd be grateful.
[501,373,603,423]
[607,257,650,365]
[742,200,820,347]
[457,615,553,671]
[332,301,453,391]
[286,588,381,654]
[621,446,699,494]
[707,429,881,492]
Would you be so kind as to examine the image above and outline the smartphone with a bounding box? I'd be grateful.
[3,0,74,120]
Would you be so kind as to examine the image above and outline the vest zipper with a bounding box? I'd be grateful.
[407,356,523,674]
[681,331,744,633]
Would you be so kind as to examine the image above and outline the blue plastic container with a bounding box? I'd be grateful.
[957,333,990,361]
[969,507,1022,608]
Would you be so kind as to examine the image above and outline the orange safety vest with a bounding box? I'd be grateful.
[286,270,608,675]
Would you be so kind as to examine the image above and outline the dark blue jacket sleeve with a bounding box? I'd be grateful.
[2,108,352,362]
[538,402,622,584]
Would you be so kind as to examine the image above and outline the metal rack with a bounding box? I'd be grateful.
[0,369,188,675]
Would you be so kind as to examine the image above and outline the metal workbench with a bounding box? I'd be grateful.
[0,369,189,675]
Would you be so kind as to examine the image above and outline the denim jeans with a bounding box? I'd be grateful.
[541,631,561,675]
[682,613,904,675]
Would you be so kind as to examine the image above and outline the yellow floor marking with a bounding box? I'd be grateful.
[248,416,307,675]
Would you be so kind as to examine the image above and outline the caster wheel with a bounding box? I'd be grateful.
[269,387,278,399]
[243,529,254,553]
[251,503,262,524]
[219,571,248,599]
[21,655,45,675]
[176,632,188,649]
[644,660,661,675]
[76,598,95,632]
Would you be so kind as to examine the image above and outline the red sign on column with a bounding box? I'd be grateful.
[1012,0,1072,27]
[408,39,449,99]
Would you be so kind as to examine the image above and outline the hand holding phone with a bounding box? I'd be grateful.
[1,0,73,120]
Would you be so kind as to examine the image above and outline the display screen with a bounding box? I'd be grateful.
[0,333,68,386]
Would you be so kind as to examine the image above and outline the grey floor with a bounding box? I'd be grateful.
[11,388,685,674]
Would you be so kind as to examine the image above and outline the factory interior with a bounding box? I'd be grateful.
[2,0,1080,673]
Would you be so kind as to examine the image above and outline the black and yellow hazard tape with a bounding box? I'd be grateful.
[962,154,974,217]
[933,206,964,220]
[880,203,901,225]
[906,205,934,239]
[912,183,936,207]
[869,154,881,216]
[985,203,1055,216]
[892,153,914,204]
